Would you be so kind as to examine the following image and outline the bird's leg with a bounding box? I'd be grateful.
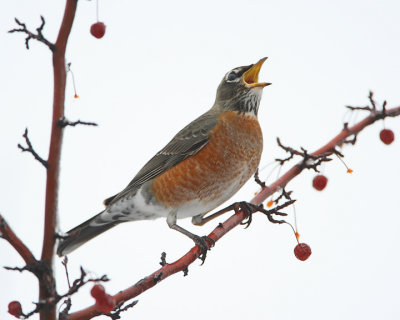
[167,212,214,263]
[192,202,259,228]
[191,203,237,226]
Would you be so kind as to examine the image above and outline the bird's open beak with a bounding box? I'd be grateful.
[243,57,271,88]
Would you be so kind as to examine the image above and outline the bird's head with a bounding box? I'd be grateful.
[214,57,270,116]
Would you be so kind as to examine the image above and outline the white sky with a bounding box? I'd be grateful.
[1,0,400,319]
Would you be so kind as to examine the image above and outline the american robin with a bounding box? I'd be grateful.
[57,58,270,257]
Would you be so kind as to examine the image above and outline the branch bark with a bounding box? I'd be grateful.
[0,214,38,265]
[252,105,400,204]
[39,1,78,319]
[68,104,400,320]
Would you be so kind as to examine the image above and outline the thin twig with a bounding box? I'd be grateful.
[9,16,55,50]
[18,128,48,168]
[57,117,98,128]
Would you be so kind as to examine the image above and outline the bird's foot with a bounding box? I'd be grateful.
[192,235,215,264]
[235,201,259,228]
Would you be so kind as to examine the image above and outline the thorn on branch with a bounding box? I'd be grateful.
[345,91,389,121]
[57,117,98,128]
[342,134,357,145]
[274,188,293,205]
[9,16,55,51]
[345,105,372,112]
[159,252,167,266]
[369,90,376,110]
[106,300,139,320]
[153,272,163,284]
[18,128,48,168]
[254,168,267,189]
[276,138,332,172]
[59,299,72,320]
[57,265,109,304]
[4,265,30,272]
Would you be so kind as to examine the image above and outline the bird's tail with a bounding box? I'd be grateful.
[57,211,120,256]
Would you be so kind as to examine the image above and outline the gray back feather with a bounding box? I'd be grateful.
[104,109,219,206]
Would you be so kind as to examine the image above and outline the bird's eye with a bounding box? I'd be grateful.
[227,72,237,81]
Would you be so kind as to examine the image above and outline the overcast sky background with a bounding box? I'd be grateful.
[1,0,400,319]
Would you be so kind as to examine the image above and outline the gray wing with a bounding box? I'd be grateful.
[104,109,219,206]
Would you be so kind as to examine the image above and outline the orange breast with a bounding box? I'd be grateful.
[151,111,263,209]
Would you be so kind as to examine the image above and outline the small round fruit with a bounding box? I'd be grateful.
[379,129,395,145]
[91,284,106,299]
[312,175,328,191]
[95,294,115,313]
[90,22,106,39]
[8,301,22,317]
[294,243,312,261]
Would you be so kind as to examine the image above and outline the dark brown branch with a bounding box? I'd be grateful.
[9,16,55,50]
[57,266,109,303]
[254,168,267,189]
[275,137,332,172]
[57,117,98,128]
[106,300,139,320]
[18,128,48,168]
[159,252,167,266]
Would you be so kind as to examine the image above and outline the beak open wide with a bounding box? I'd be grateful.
[243,57,271,88]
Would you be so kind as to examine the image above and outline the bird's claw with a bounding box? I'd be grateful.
[193,235,215,264]
[236,201,258,228]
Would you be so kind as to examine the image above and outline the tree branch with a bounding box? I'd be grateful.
[37,1,78,319]
[67,98,400,320]
[252,103,400,205]
[0,214,37,265]
[9,16,55,50]
[57,117,98,128]
[18,128,48,168]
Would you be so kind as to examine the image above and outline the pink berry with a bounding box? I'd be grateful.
[91,284,105,299]
[312,175,328,191]
[379,129,395,145]
[294,243,312,261]
[90,22,106,39]
[8,301,22,318]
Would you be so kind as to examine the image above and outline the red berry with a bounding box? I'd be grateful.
[312,175,328,191]
[90,22,106,39]
[91,284,105,299]
[8,301,22,317]
[95,294,115,313]
[294,243,312,261]
[379,129,395,145]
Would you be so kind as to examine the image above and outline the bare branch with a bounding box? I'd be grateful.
[106,300,139,320]
[18,128,48,168]
[0,214,38,265]
[57,117,98,128]
[253,100,400,205]
[275,137,332,172]
[57,266,109,303]
[254,168,267,189]
[9,16,55,50]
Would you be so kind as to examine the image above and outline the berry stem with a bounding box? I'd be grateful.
[96,0,99,22]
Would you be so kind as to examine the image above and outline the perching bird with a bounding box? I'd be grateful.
[57,58,270,257]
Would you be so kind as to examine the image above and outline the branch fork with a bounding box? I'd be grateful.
[9,16,55,50]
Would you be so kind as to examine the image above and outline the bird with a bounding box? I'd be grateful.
[57,57,271,258]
